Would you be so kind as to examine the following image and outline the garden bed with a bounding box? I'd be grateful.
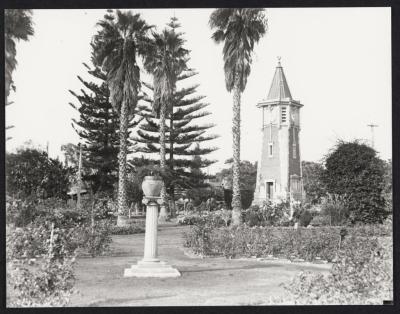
[183,224,392,262]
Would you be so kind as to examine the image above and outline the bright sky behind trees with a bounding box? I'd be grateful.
[6,8,391,173]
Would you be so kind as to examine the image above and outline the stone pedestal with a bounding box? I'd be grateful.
[123,197,180,278]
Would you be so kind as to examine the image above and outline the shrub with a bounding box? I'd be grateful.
[320,194,349,225]
[183,224,392,262]
[6,224,49,261]
[7,253,76,307]
[77,220,112,257]
[6,147,70,200]
[323,140,387,224]
[109,223,145,235]
[242,201,292,227]
[7,223,76,307]
[309,215,331,226]
[278,235,393,304]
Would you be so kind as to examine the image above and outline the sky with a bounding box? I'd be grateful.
[6,8,392,174]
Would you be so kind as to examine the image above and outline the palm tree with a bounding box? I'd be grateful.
[92,10,152,226]
[5,9,34,103]
[5,9,34,141]
[209,9,267,225]
[142,18,189,221]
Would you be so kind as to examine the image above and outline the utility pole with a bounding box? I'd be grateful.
[77,143,82,210]
[367,123,378,148]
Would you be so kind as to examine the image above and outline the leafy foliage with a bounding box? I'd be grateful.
[6,147,70,200]
[216,160,257,209]
[277,236,392,305]
[323,140,387,224]
[184,222,391,262]
[5,9,34,100]
[109,223,145,235]
[135,18,218,198]
[302,161,327,204]
[243,201,291,227]
[92,9,152,215]
[68,62,122,194]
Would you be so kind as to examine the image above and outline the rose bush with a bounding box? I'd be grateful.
[184,223,392,262]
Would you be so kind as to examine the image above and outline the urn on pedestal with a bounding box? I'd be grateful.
[123,175,180,278]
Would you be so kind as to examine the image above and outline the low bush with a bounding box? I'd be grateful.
[183,224,392,262]
[8,254,76,307]
[178,210,230,227]
[309,215,331,226]
[109,222,145,235]
[6,223,76,307]
[77,220,113,257]
[273,235,393,305]
[242,201,292,227]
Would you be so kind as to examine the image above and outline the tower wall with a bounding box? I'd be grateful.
[252,61,304,206]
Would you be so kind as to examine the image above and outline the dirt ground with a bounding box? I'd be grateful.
[69,225,331,306]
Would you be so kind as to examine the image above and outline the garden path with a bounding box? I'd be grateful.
[69,225,331,306]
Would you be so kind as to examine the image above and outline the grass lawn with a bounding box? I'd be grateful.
[69,225,331,306]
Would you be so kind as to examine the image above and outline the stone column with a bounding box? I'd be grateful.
[142,198,161,262]
[123,196,180,278]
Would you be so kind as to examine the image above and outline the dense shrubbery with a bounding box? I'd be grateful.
[269,235,393,305]
[242,201,292,227]
[6,147,71,200]
[6,222,77,307]
[178,210,231,227]
[184,222,392,261]
[323,141,387,224]
[6,196,114,306]
[109,222,145,235]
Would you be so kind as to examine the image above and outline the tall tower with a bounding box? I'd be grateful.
[253,58,304,205]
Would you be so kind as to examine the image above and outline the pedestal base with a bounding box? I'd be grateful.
[124,260,181,278]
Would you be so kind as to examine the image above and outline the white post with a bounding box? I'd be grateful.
[124,196,180,277]
[142,198,160,262]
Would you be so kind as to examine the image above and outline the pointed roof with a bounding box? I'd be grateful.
[266,58,292,101]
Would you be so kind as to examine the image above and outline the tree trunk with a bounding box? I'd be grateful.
[117,100,128,227]
[76,143,82,211]
[231,75,242,225]
[169,115,175,218]
[159,102,168,222]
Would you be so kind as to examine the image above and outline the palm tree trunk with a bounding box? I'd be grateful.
[231,75,242,225]
[159,102,168,222]
[169,115,175,218]
[117,100,128,226]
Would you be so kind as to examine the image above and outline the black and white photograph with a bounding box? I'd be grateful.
[4,4,394,307]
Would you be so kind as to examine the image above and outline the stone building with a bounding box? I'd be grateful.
[253,58,304,205]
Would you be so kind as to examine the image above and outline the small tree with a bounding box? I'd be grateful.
[6,147,70,200]
[323,140,387,224]
[215,159,257,209]
[302,161,327,204]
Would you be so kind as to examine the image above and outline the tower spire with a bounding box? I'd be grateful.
[266,57,292,101]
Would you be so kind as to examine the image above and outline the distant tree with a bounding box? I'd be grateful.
[92,10,151,225]
[6,147,70,200]
[323,140,387,224]
[216,159,257,209]
[382,159,392,214]
[302,161,327,204]
[136,17,218,202]
[209,9,268,224]
[141,17,191,211]
[69,62,126,194]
